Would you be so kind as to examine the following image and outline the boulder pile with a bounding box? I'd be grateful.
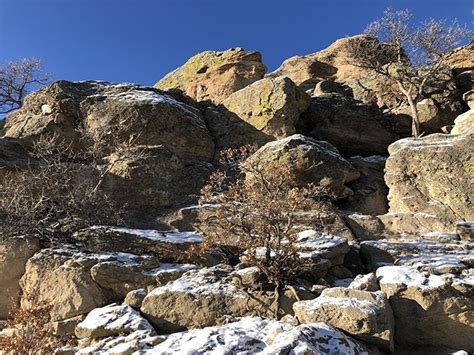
[1,36,473,354]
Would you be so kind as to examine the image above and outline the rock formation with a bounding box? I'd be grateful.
[1,35,473,354]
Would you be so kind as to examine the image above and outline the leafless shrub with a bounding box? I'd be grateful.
[347,7,472,137]
[0,58,49,114]
[0,293,76,354]
[195,146,330,319]
[0,133,125,240]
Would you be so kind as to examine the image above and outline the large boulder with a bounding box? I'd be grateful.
[155,48,267,104]
[140,264,313,332]
[0,236,40,319]
[385,133,474,231]
[294,287,394,351]
[245,134,360,199]
[298,95,409,156]
[75,303,155,339]
[377,265,474,352]
[3,81,214,161]
[220,77,311,144]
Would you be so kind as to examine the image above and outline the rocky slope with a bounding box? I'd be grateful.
[0,35,473,354]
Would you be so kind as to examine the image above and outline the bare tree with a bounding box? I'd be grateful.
[348,8,472,137]
[196,146,329,319]
[0,58,49,114]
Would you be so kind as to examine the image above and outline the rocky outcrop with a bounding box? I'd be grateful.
[294,287,394,351]
[377,265,474,352]
[155,48,266,104]
[385,134,473,231]
[220,77,310,144]
[0,236,40,319]
[245,134,360,198]
[298,95,409,156]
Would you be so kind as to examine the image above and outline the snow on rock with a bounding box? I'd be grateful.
[75,304,155,339]
[293,287,394,351]
[90,227,203,244]
[375,264,474,351]
[143,317,370,354]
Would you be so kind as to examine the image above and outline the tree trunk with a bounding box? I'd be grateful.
[407,96,421,138]
[274,281,281,320]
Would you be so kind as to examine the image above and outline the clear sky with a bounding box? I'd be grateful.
[0,0,472,86]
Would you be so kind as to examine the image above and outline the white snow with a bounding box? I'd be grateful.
[376,265,446,289]
[92,227,203,244]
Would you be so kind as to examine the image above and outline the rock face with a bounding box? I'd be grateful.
[293,287,394,351]
[155,48,267,104]
[2,81,218,218]
[298,95,409,156]
[385,134,473,230]
[377,265,474,352]
[0,236,40,319]
[245,134,360,199]
[220,77,311,142]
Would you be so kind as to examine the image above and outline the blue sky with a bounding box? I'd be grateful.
[0,0,472,86]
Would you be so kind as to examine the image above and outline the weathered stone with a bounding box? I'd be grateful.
[70,227,217,265]
[451,109,474,135]
[377,265,474,351]
[385,134,474,230]
[456,221,474,241]
[75,304,155,339]
[298,95,409,156]
[140,265,314,332]
[294,287,394,351]
[344,213,385,241]
[19,246,163,321]
[348,273,379,292]
[360,237,473,272]
[52,315,85,336]
[155,48,266,104]
[340,155,389,215]
[463,90,474,109]
[220,77,311,143]
[124,289,147,309]
[245,134,359,199]
[0,236,40,319]
[445,44,474,75]
[455,71,474,94]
